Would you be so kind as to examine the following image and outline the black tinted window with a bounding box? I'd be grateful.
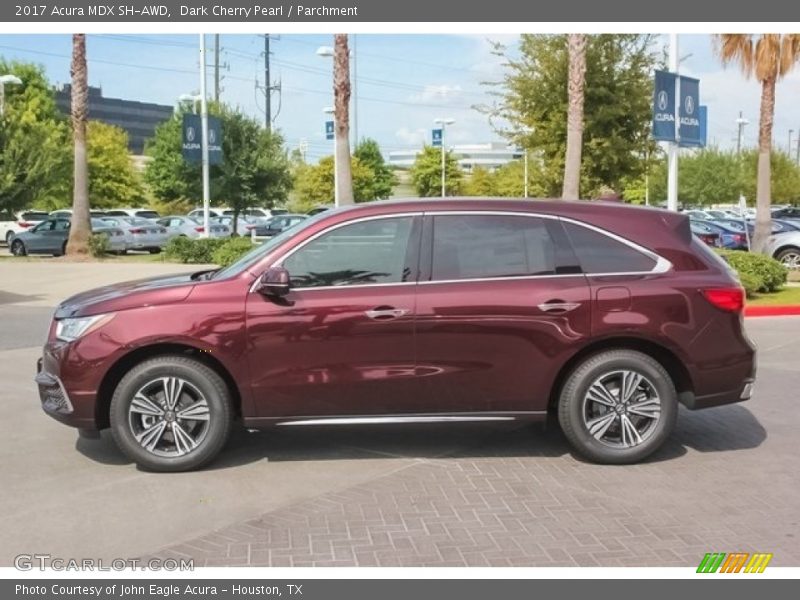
[562,222,656,273]
[431,215,556,281]
[21,211,48,221]
[283,217,414,288]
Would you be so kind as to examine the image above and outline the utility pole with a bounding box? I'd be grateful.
[214,34,220,102]
[264,34,271,130]
[199,34,211,239]
[789,129,794,155]
[736,111,748,155]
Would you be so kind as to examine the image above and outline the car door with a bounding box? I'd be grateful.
[413,212,592,415]
[26,220,56,251]
[245,214,422,418]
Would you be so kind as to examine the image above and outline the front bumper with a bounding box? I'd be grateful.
[36,352,99,430]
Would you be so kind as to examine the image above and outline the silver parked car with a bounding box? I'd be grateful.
[213,215,258,237]
[9,217,127,256]
[765,230,800,270]
[100,216,169,253]
[155,216,230,239]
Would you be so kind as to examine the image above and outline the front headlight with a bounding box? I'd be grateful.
[55,314,113,342]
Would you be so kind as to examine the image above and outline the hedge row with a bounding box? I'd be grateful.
[164,236,255,267]
[717,249,787,297]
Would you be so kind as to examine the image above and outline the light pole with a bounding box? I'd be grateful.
[0,74,23,117]
[198,34,211,238]
[178,93,201,114]
[434,118,455,197]
[324,106,339,207]
[317,43,357,147]
[789,130,794,154]
[666,33,679,212]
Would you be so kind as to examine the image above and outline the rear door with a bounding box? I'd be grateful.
[414,212,591,415]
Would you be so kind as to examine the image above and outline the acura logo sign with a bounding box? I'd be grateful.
[186,126,196,142]
[685,94,695,115]
[657,90,669,111]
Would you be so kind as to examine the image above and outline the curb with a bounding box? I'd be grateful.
[744,305,800,317]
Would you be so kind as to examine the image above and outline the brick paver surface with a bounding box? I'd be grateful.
[150,328,800,567]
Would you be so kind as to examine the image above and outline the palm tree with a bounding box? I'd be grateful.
[715,34,800,253]
[333,34,354,205]
[66,33,91,257]
[562,34,587,200]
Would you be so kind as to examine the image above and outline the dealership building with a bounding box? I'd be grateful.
[388,142,524,171]
[54,85,174,155]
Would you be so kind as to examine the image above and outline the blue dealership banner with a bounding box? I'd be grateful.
[678,76,702,145]
[182,113,223,165]
[325,120,334,141]
[653,70,677,142]
[432,128,443,147]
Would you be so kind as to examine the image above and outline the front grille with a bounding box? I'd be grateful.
[35,371,74,414]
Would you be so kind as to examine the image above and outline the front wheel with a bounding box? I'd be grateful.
[558,350,678,464]
[775,246,800,271]
[110,356,234,472]
[10,239,26,256]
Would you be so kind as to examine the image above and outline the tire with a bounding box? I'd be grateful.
[10,239,26,256]
[148,248,162,255]
[775,246,800,271]
[5,231,14,245]
[558,349,678,464]
[57,241,67,257]
[110,356,234,472]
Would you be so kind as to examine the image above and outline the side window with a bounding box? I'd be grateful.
[34,221,55,233]
[431,215,556,281]
[562,221,657,274]
[53,220,70,231]
[283,217,415,288]
[170,219,183,227]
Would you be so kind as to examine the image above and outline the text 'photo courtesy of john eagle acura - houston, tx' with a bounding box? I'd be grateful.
[36,199,756,471]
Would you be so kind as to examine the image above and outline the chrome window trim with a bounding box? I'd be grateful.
[251,209,672,293]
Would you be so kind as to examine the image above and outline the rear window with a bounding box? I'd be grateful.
[562,222,657,274]
[135,211,159,219]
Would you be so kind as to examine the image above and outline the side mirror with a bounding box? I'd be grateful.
[257,266,291,298]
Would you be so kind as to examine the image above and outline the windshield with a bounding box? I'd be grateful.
[213,212,329,280]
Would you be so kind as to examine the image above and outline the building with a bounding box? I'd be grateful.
[54,85,174,154]
[388,142,524,171]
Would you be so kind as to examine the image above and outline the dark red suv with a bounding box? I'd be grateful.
[36,199,756,471]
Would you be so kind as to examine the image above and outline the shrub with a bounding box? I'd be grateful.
[212,237,256,267]
[737,271,764,299]
[164,236,227,264]
[718,249,788,293]
[88,233,110,258]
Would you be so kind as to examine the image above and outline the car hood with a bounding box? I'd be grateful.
[54,272,203,319]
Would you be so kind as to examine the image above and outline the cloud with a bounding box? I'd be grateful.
[394,127,428,146]
[408,84,464,104]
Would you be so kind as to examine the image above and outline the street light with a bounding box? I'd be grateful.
[323,106,339,207]
[198,34,211,238]
[316,42,357,146]
[0,74,23,117]
[178,93,201,113]
[434,118,455,197]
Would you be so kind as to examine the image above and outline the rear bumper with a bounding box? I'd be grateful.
[680,377,755,410]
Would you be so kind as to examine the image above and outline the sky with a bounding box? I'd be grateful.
[1,33,799,160]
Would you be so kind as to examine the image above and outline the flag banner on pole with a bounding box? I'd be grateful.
[325,120,334,141]
[432,128,443,147]
[653,70,677,142]
[678,76,702,146]
[182,113,223,165]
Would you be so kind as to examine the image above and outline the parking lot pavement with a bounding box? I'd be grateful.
[1,261,799,567]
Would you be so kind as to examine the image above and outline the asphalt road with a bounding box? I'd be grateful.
[1,260,799,567]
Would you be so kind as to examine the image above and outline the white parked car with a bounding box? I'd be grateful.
[212,215,258,237]
[0,210,49,245]
[49,208,109,219]
[99,216,169,253]
[187,207,288,220]
[765,231,800,271]
[155,215,230,239]
[104,208,161,220]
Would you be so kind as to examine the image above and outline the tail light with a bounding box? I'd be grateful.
[195,226,205,232]
[702,288,745,313]
[245,225,255,230]
[129,228,145,234]
[18,221,34,228]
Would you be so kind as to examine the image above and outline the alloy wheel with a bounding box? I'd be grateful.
[582,370,662,449]
[779,251,800,271]
[127,376,211,457]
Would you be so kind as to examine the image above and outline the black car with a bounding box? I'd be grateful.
[253,214,308,237]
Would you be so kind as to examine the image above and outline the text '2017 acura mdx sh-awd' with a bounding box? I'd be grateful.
[37,199,756,471]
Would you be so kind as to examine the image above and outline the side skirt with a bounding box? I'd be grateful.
[242,411,547,429]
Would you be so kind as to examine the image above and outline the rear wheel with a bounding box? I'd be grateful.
[57,241,67,256]
[776,246,800,271]
[110,356,234,472]
[558,350,678,464]
[10,239,26,256]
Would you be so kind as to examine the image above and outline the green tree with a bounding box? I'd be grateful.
[354,138,396,200]
[492,157,548,198]
[144,103,292,219]
[649,148,743,206]
[409,146,463,197]
[742,150,800,204]
[483,34,658,197]
[0,59,69,216]
[463,165,497,196]
[292,156,375,211]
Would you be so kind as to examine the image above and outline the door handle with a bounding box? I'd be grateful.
[537,301,581,313]
[365,307,410,320]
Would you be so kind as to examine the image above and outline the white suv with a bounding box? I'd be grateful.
[104,208,161,220]
[1,210,49,245]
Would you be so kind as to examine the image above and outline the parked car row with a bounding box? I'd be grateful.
[9,218,129,257]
